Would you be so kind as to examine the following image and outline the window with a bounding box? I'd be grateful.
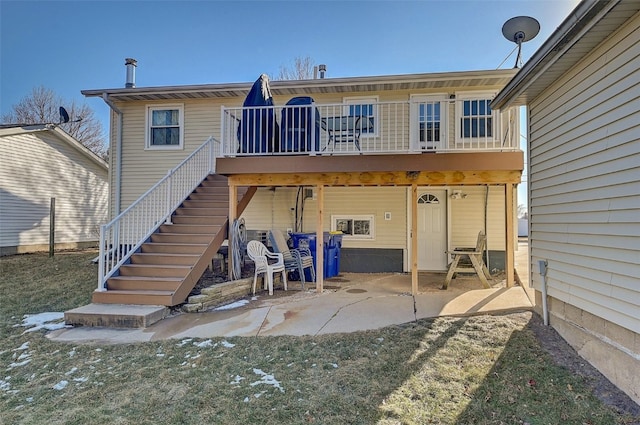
[457,95,496,141]
[146,104,184,149]
[331,215,375,240]
[344,97,377,136]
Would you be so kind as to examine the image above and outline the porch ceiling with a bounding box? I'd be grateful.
[216,152,524,186]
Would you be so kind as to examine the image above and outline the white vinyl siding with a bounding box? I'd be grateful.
[528,13,640,333]
[0,130,108,250]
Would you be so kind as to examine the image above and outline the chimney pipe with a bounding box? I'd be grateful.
[125,58,137,88]
[318,64,326,79]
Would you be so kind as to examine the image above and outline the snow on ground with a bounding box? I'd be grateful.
[250,368,284,393]
[214,300,249,311]
[15,312,67,333]
[52,380,68,390]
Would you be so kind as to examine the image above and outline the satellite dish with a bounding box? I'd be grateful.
[502,16,540,68]
[59,107,70,124]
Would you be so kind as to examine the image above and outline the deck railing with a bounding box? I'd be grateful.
[221,100,519,156]
[97,136,220,291]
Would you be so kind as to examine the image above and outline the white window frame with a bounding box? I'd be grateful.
[455,92,499,144]
[343,96,379,137]
[331,214,375,240]
[410,94,447,151]
[145,104,184,150]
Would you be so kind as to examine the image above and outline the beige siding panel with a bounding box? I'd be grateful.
[240,187,297,231]
[242,187,407,249]
[0,132,108,248]
[449,186,506,250]
[529,13,640,333]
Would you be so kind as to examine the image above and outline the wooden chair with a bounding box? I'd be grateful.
[268,230,315,290]
[246,240,287,296]
[443,231,492,289]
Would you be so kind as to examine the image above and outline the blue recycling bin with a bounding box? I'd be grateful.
[290,232,342,280]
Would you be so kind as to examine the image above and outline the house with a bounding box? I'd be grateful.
[0,124,108,256]
[81,67,524,307]
[492,0,640,404]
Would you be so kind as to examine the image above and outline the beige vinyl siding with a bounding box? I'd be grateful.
[241,187,407,249]
[0,131,108,249]
[240,187,298,230]
[449,186,506,251]
[528,13,640,332]
[116,100,223,213]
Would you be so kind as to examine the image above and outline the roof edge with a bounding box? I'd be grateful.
[491,0,618,109]
[82,68,517,98]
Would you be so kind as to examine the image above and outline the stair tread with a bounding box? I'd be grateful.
[99,289,175,295]
[109,276,182,282]
[121,264,192,269]
[134,253,200,257]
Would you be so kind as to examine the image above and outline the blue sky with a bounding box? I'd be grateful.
[1,0,581,205]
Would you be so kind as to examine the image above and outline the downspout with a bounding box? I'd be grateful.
[101,93,123,217]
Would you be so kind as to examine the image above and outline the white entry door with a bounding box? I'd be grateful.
[417,190,448,270]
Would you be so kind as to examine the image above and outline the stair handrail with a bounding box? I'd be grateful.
[97,136,221,292]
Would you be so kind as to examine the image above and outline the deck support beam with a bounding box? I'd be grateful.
[505,183,515,287]
[228,184,237,281]
[411,184,418,296]
[315,185,324,293]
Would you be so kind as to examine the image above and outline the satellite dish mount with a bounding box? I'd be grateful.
[502,16,540,68]
[58,106,82,125]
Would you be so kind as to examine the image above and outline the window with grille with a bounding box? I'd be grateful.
[146,104,184,149]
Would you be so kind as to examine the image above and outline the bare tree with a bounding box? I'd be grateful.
[1,86,107,159]
[277,56,316,80]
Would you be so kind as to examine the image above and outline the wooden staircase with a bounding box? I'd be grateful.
[92,174,256,306]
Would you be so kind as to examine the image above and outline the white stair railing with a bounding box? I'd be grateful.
[97,136,220,291]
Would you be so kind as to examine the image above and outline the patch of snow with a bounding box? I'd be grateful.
[52,380,68,390]
[1,378,11,391]
[243,397,249,402]
[68,348,77,358]
[331,363,338,368]
[377,338,384,342]
[73,377,88,383]
[65,367,78,376]
[26,397,33,403]
[194,339,216,348]
[176,339,193,347]
[214,300,249,311]
[14,342,30,351]
[250,368,284,393]
[16,352,31,361]
[221,340,235,348]
[156,353,165,357]
[8,359,31,369]
[17,312,67,333]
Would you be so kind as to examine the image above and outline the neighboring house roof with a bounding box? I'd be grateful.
[0,124,108,170]
[81,69,518,102]
[492,0,640,109]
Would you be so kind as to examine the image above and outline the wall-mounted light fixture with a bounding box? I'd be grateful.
[450,190,467,200]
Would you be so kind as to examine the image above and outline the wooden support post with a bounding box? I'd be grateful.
[228,184,237,281]
[316,184,324,293]
[49,197,55,257]
[411,184,418,295]
[505,183,515,287]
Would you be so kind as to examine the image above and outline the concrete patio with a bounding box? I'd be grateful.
[49,240,532,344]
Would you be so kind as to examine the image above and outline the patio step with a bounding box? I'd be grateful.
[170,215,226,225]
[118,264,192,278]
[65,303,169,328]
[107,276,183,291]
[174,207,229,216]
[129,253,201,266]
[150,233,214,244]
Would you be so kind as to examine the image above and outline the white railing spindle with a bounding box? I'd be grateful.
[97,136,220,292]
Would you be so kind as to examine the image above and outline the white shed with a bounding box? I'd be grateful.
[0,124,108,255]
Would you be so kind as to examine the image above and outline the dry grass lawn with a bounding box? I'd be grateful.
[1,251,638,424]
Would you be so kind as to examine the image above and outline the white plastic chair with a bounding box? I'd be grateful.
[268,230,316,290]
[246,240,287,295]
